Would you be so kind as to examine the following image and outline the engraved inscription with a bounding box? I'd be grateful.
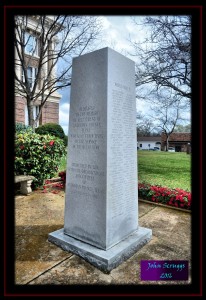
[69,105,103,150]
[71,106,101,132]
[69,163,105,184]
[68,102,106,193]
[108,82,136,219]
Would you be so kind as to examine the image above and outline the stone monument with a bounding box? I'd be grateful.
[48,47,152,272]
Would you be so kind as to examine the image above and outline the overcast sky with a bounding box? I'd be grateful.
[59,16,147,134]
[58,16,190,135]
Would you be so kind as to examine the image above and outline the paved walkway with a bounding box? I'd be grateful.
[15,189,191,285]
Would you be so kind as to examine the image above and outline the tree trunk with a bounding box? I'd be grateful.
[27,99,35,128]
[166,135,169,151]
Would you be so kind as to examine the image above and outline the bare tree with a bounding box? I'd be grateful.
[150,91,188,151]
[14,15,102,128]
[136,112,154,136]
[173,124,191,132]
[130,16,191,102]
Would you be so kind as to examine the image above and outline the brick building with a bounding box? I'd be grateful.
[137,132,191,152]
[15,16,61,127]
[161,132,191,152]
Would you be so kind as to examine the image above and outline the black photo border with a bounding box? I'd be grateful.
[3,2,204,297]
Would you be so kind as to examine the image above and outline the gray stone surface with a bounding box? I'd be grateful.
[15,175,35,183]
[48,227,152,273]
[15,175,35,195]
[49,47,152,271]
[16,194,191,285]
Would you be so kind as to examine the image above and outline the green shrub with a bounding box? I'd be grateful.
[15,123,34,134]
[35,123,67,146]
[15,132,66,188]
[63,135,68,146]
[35,123,65,139]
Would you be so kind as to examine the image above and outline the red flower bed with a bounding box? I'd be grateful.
[56,171,192,210]
[58,171,66,183]
[138,182,191,210]
[38,179,65,194]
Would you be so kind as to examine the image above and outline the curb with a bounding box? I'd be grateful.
[44,177,62,183]
[139,198,191,213]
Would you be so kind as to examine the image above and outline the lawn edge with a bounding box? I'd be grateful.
[139,198,191,213]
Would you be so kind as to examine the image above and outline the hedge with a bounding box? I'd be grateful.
[15,132,66,188]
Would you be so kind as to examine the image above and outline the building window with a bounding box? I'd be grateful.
[140,144,142,147]
[24,31,39,56]
[22,66,37,89]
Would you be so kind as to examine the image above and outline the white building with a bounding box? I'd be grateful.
[137,136,161,150]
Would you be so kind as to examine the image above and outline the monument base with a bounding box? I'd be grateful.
[48,227,152,273]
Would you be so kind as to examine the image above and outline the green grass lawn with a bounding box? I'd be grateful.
[55,153,67,177]
[138,151,191,191]
[56,150,191,192]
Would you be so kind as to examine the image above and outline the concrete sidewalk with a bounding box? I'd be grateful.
[15,189,191,285]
